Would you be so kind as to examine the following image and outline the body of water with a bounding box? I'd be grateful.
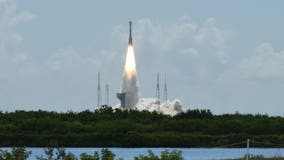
[2,148,284,160]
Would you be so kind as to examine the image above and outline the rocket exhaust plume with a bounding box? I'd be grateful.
[117,21,139,109]
[124,45,136,79]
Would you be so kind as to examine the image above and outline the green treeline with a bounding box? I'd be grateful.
[0,106,284,147]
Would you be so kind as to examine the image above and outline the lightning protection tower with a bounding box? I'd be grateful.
[105,75,109,106]
[156,72,160,101]
[163,73,168,103]
[97,72,101,107]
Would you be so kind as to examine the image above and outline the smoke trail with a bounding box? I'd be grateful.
[121,45,139,108]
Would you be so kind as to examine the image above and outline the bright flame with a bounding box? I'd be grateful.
[124,45,137,79]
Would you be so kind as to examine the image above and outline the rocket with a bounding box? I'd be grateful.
[129,21,132,45]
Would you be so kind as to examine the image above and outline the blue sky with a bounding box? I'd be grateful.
[0,0,284,115]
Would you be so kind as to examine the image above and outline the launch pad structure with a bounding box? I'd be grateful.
[117,92,126,109]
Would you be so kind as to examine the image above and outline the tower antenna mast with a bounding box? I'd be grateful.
[97,72,101,107]
[156,72,160,101]
[164,73,168,103]
[105,74,109,106]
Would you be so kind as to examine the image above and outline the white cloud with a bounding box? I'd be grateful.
[218,43,284,83]
[194,18,232,64]
[0,0,36,79]
[110,17,232,64]
[46,47,96,72]
[238,43,284,80]
[211,43,284,115]
[180,48,199,57]
[0,0,35,53]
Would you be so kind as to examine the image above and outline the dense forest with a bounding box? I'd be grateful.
[0,106,284,147]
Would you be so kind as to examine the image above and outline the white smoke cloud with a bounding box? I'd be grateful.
[114,98,184,116]
[121,70,139,109]
[135,98,184,116]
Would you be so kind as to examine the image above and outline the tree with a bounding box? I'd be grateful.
[134,150,183,160]
[36,147,77,160]
[0,147,31,160]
